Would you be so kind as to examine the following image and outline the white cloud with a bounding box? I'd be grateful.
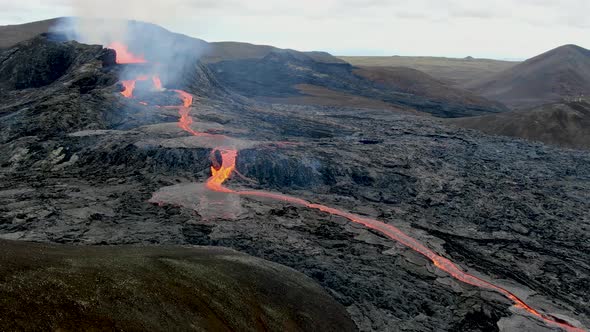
[0,0,588,59]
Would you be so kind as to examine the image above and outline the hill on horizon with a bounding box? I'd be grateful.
[339,55,518,86]
[464,44,590,109]
[450,100,590,150]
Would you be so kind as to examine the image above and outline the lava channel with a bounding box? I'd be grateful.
[205,146,585,332]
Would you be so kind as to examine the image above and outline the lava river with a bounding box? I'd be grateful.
[114,45,585,332]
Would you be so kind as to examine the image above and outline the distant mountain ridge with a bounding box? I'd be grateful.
[464,44,590,109]
[339,55,518,86]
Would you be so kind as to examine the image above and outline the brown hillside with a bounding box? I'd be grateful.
[0,18,60,49]
[0,241,356,331]
[354,66,507,111]
[464,45,590,109]
[340,55,517,86]
[449,101,590,150]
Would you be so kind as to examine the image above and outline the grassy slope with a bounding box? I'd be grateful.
[0,18,59,49]
[339,56,518,86]
[0,240,356,332]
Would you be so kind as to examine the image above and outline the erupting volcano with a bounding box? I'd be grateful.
[112,44,584,332]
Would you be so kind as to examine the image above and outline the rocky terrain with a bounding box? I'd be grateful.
[464,45,590,109]
[0,33,589,332]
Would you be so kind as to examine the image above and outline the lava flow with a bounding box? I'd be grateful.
[119,75,162,99]
[204,148,584,332]
[112,43,584,332]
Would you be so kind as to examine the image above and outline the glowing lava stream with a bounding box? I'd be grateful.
[113,44,584,331]
[205,149,584,332]
[202,125,584,332]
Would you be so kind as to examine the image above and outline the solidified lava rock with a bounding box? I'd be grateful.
[0,33,589,332]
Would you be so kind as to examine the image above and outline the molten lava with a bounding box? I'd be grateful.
[120,80,136,98]
[153,76,163,90]
[108,42,147,64]
[207,149,238,193]
[120,75,163,99]
[113,40,584,332]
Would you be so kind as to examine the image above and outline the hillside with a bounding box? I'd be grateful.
[339,55,517,86]
[353,66,507,112]
[450,101,590,150]
[211,51,508,117]
[206,41,346,64]
[0,241,355,331]
[464,44,590,109]
[0,18,59,49]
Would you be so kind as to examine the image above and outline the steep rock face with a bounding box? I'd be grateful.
[0,35,226,143]
[0,35,119,142]
[0,34,115,90]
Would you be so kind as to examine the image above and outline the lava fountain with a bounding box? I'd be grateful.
[108,41,147,64]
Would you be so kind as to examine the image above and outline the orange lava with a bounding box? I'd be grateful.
[120,75,163,99]
[171,89,208,137]
[206,149,238,193]
[153,76,163,90]
[108,42,147,64]
[120,80,136,98]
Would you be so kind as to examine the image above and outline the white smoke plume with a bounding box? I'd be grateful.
[60,0,179,45]
[51,0,210,91]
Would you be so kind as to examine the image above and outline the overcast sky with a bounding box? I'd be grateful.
[0,0,588,59]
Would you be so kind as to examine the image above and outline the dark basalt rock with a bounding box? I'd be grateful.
[0,35,588,332]
[0,35,116,90]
